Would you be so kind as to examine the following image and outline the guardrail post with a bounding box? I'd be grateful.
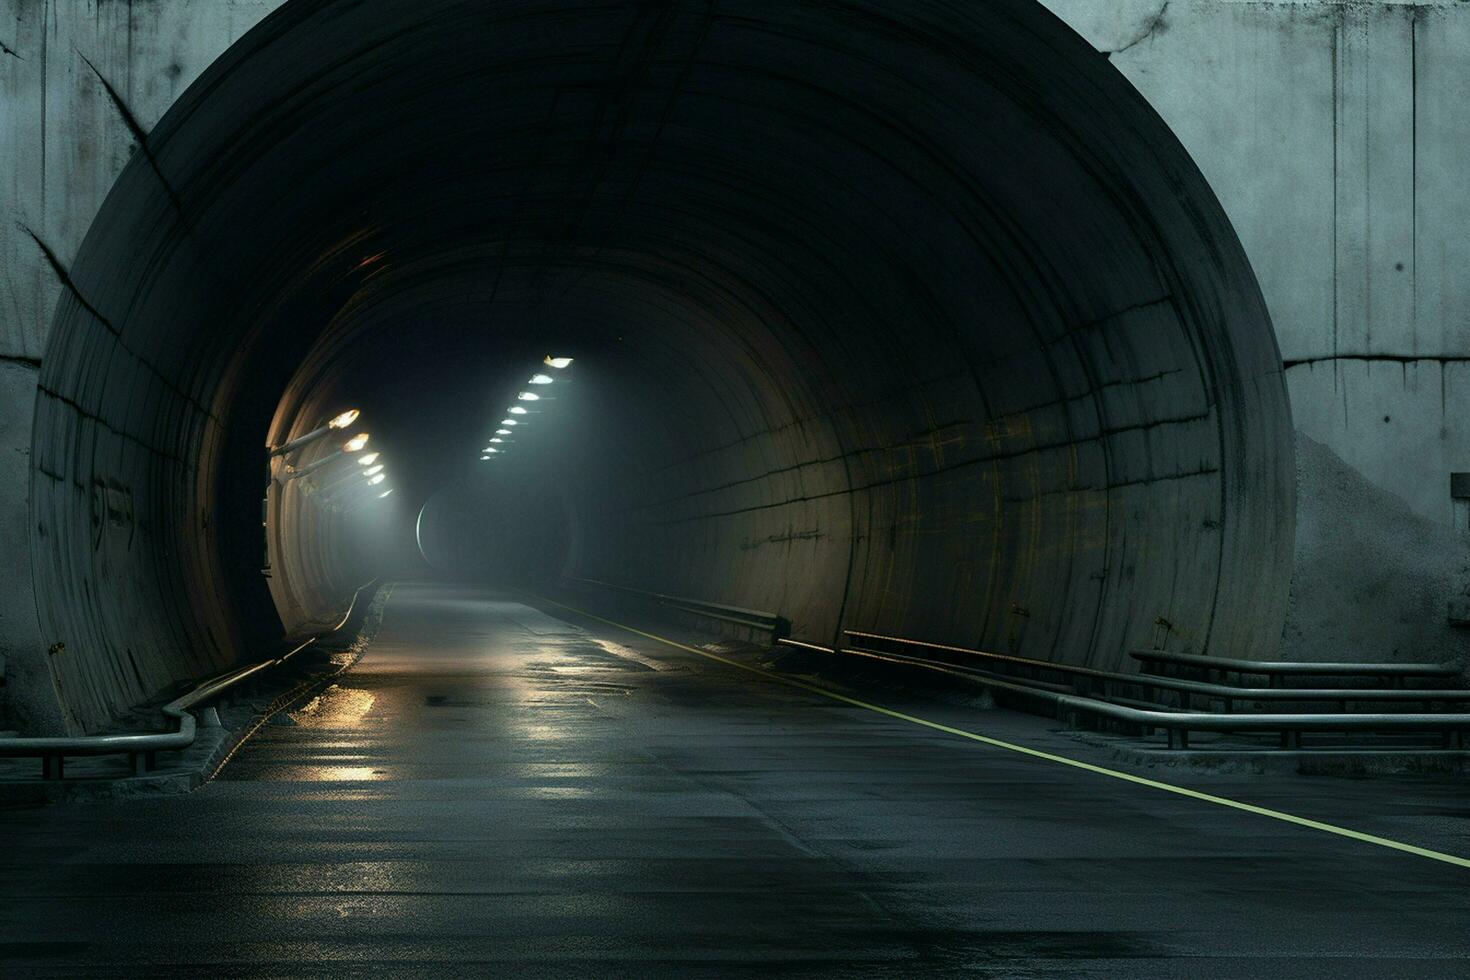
[41,755,63,780]
[1280,731,1301,749]
[1167,729,1189,750]
[201,706,222,729]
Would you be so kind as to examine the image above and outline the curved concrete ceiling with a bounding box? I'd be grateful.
[28,0,1293,732]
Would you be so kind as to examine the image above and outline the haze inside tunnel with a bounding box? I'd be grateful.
[26,0,1293,734]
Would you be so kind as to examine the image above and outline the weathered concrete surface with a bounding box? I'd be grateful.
[1283,431,1470,666]
[1050,0,1470,529]
[0,359,61,733]
[0,0,287,730]
[2,0,284,357]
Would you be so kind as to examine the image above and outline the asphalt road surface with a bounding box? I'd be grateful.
[1,582,1466,977]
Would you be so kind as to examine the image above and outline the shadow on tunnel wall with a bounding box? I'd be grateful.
[23,0,1293,734]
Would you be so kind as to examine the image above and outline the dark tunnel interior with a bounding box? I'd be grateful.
[27,0,1295,734]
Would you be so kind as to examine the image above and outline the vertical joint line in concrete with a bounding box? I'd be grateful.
[1362,13,1372,356]
[1331,13,1340,396]
[40,17,48,216]
[1410,9,1417,348]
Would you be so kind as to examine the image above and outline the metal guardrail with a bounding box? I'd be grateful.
[566,577,789,638]
[843,630,1470,712]
[0,581,377,780]
[1130,648,1462,686]
[778,631,1470,751]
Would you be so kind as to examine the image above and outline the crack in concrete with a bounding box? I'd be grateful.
[70,47,255,360]
[76,50,150,149]
[76,48,199,242]
[35,382,185,465]
[1284,354,1470,369]
[22,225,222,424]
[22,226,118,338]
[0,352,42,368]
[1,38,23,60]
[1105,1,1170,58]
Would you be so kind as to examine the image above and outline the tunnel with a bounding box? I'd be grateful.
[25,0,1294,735]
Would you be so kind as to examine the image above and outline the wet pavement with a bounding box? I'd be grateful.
[1,582,1467,977]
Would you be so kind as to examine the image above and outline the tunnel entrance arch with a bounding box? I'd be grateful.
[27,0,1293,733]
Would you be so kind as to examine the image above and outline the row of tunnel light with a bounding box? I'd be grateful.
[269,408,394,511]
[479,355,573,462]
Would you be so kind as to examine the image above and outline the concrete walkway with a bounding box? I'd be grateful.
[1,583,1466,977]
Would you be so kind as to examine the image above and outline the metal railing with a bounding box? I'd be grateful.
[843,630,1470,712]
[0,582,377,780]
[566,577,789,638]
[777,630,1470,751]
[1130,648,1463,687]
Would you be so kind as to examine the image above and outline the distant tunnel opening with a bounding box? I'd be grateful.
[413,477,571,581]
[27,0,1293,733]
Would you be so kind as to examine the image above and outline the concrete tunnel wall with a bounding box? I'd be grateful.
[12,0,1296,733]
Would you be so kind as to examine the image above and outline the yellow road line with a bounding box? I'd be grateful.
[534,594,1470,872]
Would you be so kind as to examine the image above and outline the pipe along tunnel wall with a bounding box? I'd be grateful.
[23,0,1293,734]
